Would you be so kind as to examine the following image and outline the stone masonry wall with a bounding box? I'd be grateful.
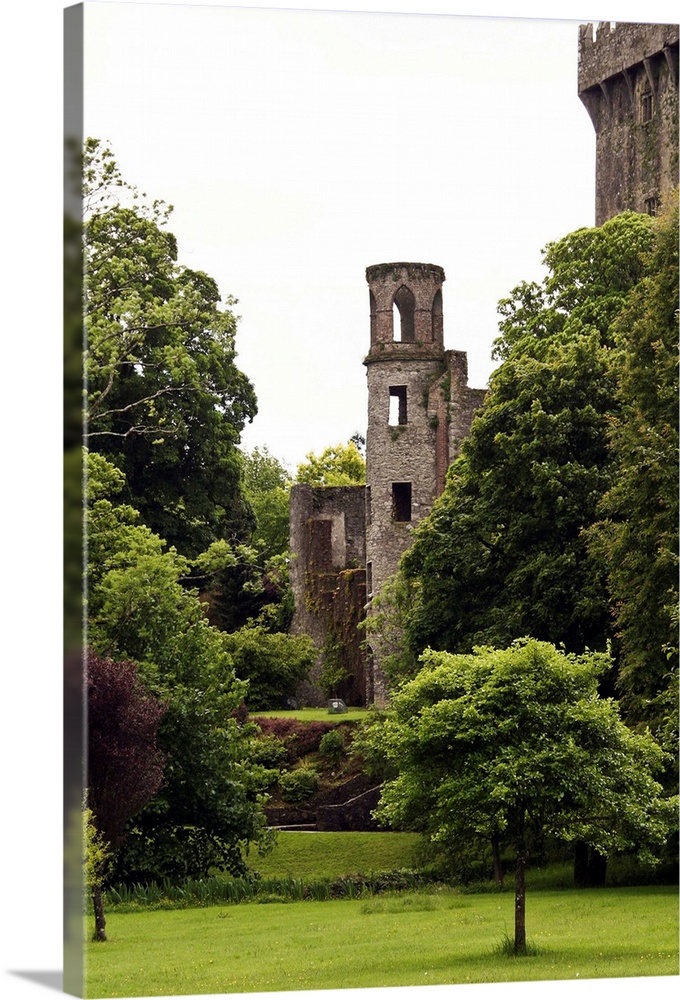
[289,484,367,706]
[578,21,679,224]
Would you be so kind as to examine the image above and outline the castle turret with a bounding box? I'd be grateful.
[578,21,679,224]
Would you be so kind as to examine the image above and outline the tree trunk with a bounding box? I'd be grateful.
[573,840,589,888]
[574,842,608,888]
[588,849,608,887]
[513,808,528,955]
[92,887,107,942]
[491,832,504,887]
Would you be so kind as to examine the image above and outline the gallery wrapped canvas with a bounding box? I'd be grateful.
[62,2,679,999]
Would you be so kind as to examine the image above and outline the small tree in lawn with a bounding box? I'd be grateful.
[362,639,675,956]
[86,652,166,941]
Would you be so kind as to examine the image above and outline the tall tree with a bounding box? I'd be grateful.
[86,451,272,882]
[83,138,257,556]
[399,213,657,667]
[588,195,679,738]
[86,652,166,940]
[361,639,674,955]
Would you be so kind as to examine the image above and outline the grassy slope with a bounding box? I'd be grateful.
[247,830,421,879]
[85,885,679,997]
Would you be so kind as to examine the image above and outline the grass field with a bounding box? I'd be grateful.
[247,830,421,879]
[252,707,369,723]
[85,884,678,997]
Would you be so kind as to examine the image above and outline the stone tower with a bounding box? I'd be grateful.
[578,21,679,225]
[363,262,484,704]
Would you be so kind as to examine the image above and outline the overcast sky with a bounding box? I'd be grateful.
[80,1,607,470]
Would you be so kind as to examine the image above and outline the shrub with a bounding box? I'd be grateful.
[250,733,289,768]
[253,717,336,760]
[279,767,320,803]
[319,729,345,764]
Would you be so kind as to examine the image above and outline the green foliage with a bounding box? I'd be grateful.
[240,446,292,558]
[278,766,320,803]
[83,807,111,897]
[364,639,675,869]
[296,440,366,486]
[399,211,669,679]
[86,450,272,883]
[83,138,257,556]
[318,728,346,764]
[587,194,679,737]
[222,626,315,711]
[249,733,289,769]
[361,638,676,952]
[252,716,337,759]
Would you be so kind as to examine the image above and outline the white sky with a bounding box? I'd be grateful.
[81,1,605,471]
[2,3,679,1000]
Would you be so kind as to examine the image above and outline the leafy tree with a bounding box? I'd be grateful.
[400,213,657,667]
[362,639,675,955]
[86,451,273,881]
[241,446,292,558]
[588,195,679,738]
[86,652,166,939]
[221,625,315,711]
[83,138,257,556]
[296,440,366,486]
[189,537,294,634]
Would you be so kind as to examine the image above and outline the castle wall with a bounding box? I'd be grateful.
[578,21,679,224]
[289,484,367,706]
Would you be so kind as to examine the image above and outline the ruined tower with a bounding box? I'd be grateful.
[289,262,484,708]
[578,21,679,225]
[363,263,484,704]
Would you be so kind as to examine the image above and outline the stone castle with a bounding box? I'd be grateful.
[578,21,678,223]
[289,20,679,708]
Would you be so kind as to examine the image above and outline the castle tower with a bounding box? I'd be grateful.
[364,263,446,617]
[578,21,679,225]
[289,262,483,708]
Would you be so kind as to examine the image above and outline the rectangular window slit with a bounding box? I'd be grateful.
[389,386,407,425]
[392,482,412,522]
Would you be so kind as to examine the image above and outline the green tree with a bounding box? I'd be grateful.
[296,440,366,486]
[362,639,674,955]
[83,138,257,556]
[222,625,316,711]
[85,451,272,881]
[400,213,657,668]
[241,446,292,558]
[588,195,679,737]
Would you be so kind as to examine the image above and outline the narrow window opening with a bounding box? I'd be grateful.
[392,482,412,522]
[388,386,408,425]
[641,91,653,123]
[366,561,373,597]
[644,196,659,216]
[392,285,416,343]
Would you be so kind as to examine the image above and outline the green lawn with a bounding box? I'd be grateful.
[252,707,369,723]
[85,885,678,997]
[246,830,421,879]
